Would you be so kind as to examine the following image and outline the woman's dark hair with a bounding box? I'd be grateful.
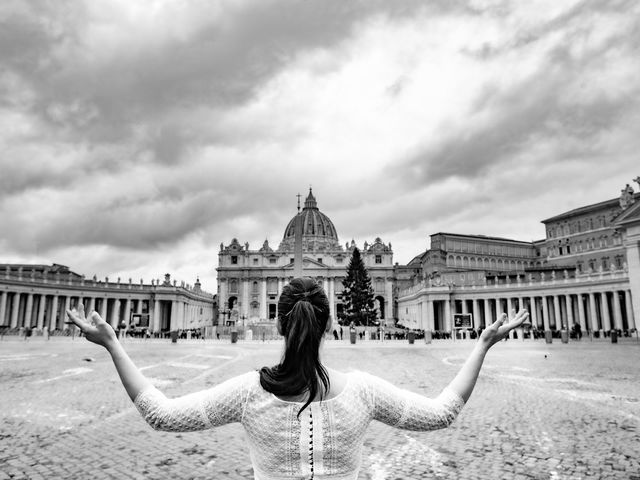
[259,277,331,416]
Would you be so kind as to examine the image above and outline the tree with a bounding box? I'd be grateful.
[339,247,377,326]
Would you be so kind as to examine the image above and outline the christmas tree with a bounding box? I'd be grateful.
[339,247,377,326]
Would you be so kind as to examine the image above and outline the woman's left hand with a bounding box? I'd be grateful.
[66,304,117,349]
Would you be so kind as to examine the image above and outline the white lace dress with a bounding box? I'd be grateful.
[134,370,465,480]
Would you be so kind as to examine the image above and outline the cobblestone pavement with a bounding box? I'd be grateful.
[1,336,639,479]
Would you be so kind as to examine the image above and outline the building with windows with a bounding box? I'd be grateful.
[397,179,640,336]
[216,189,395,326]
[0,264,216,334]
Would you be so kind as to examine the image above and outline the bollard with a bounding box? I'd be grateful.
[545,331,553,344]
[611,330,618,343]
[408,331,415,345]
[561,330,569,344]
[170,330,178,344]
[350,330,356,344]
[424,330,432,345]
[231,331,238,344]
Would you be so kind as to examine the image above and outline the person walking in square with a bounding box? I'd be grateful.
[67,276,528,480]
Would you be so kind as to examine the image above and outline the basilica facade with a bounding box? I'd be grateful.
[216,189,395,325]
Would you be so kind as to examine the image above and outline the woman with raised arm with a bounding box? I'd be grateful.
[67,276,528,480]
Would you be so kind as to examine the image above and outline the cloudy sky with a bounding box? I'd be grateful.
[1,0,639,293]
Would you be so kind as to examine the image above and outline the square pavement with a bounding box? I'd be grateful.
[1,336,639,479]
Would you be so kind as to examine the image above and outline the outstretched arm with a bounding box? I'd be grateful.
[67,304,250,432]
[67,304,153,401]
[447,309,529,403]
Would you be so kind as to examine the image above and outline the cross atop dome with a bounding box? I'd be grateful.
[304,187,318,210]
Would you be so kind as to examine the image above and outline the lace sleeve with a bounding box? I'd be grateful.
[134,371,254,432]
[362,372,465,431]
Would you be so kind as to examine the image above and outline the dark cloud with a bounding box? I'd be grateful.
[1,0,468,147]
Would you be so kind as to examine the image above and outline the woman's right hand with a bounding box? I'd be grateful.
[66,304,118,349]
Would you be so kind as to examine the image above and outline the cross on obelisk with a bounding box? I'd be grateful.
[293,193,304,277]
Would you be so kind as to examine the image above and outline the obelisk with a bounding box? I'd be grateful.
[293,193,303,277]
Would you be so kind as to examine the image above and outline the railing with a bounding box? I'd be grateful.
[399,266,630,298]
[0,270,214,299]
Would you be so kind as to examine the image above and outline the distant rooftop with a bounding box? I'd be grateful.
[541,192,640,224]
[430,232,535,246]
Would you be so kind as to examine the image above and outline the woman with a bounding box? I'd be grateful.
[67,277,528,480]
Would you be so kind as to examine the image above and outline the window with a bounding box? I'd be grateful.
[375,255,382,264]
[290,257,294,264]
[253,258,258,264]
[252,281,258,294]
[566,245,571,254]
[317,258,323,264]
[336,258,343,264]
[269,258,276,264]
[231,256,238,264]
[602,257,609,270]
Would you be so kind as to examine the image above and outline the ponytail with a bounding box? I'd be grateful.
[259,277,330,416]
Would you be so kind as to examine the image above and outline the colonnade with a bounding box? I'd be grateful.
[404,287,636,335]
[0,290,214,333]
[0,290,151,331]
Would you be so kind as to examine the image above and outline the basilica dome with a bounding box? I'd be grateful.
[280,189,341,251]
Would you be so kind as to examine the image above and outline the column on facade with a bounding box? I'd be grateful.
[600,292,611,332]
[136,299,143,314]
[625,290,636,330]
[425,299,434,331]
[170,301,178,330]
[461,299,468,315]
[36,294,46,330]
[87,297,95,315]
[565,294,574,329]
[100,298,108,323]
[384,279,394,322]
[152,299,161,332]
[110,298,120,328]
[576,294,586,331]
[552,295,561,330]
[528,297,538,329]
[444,299,452,332]
[0,291,7,326]
[218,279,227,315]
[10,292,20,328]
[260,279,268,320]
[124,299,132,326]
[483,298,492,327]
[612,291,623,330]
[506,298,516,339]
[242,280,250,317]
[49,296,59,331]
[588,293,598,332]
[63,296,71,330]
[328,278,335,322]
[541,296,550,331]
[24,293,34,327]
[495,297,504,318]
[472,299,481,330]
